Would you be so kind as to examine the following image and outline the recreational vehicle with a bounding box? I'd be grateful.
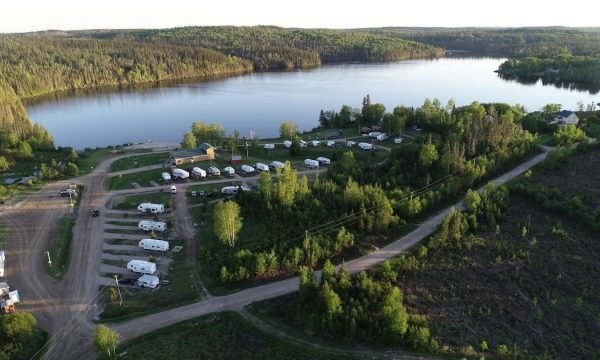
[394,138,403,144]
[137,203,165,214]
[137,274,160,289]
[359,142,373,150]
[172,168,190,180]
[326,141,335,147]
[316,157,331,165]
[138,239,169,252]
[263,143,275,150]
[138,220,167,232]
[161,172,172,183]
[255,163,269,172]
[311,140,321,147]
[283,140,292,148]
[221,186,239,195]
[127,260,157,274]
[376,133,388,141]
[192,167,207,178]
[223,166,235,177]
[346,141,356,147]
[304,159,320,169]
[0,251,4,278]
[269,161,285,170]
[241,164,255,174]
[208,166,221,176]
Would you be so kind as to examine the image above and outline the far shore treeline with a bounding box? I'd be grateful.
[1,25,599,180]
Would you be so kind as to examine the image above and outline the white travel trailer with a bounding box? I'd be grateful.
[283,140,292,148]
[241,164,255,174]
[127,260,157,275]
[0,251,5,278]
[369,131,383,138]
[138,238,169,252]
[255,163,269,172]
[300,140,307,148]
[263,143,275,150]
[192,167,207,178]
[172,168,190,180]
[326,141,336,147]
[221,186,240,195]
[304,159,320,169]
[376,133,388,141]
[359,142,373,150]
[346,141,356,147]
[311,140,321,147]
[137,203,165,214]
[316,157,331,165]
[138,220,167,232]
[208,166,221,176]
[269,161,285,170]
[161,172,172,182]
[223,166,235,177]
[137,274,160,289]
[394,138,403,144]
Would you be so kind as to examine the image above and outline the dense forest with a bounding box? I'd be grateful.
[199,97,537,286]
[69,26,445,69]
[497,55,600,93]
[361,27,600,56]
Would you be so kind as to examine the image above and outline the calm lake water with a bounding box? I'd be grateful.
[25,58,599,149]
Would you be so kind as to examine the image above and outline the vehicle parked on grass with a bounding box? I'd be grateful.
[172,168,190,180]
[269,161,285,170]
[316,157,331,165]
[255,163,269,172]
[263,143,275,149]
[137,203,165,214]
[304,159,319,169]
[359,142,373,150]
[137,274,160,288]
[161,172,172,183]
[240,164,255,174]
[138,238,169,251]
[394,137,403,144]
[223,166,235,177]
[208,166,221,176]
[138,221,167,232]
[127,260,157,274]
[192,167,207,178]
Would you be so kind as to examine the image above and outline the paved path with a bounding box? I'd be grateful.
[111,148,551,342]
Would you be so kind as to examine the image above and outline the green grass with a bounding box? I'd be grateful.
[117,311,351,360]
[112,192,173,211]
[107,168,167,190]
[109,152,170,172]
[46,216,74,280]
[76,148,114,175]
[99,238,200,322]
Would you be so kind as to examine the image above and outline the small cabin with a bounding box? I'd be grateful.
[170,143,215,166]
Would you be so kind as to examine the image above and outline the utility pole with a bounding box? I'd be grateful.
[245,141,249,159]
[45,251,52,268]
[114,275,123,306]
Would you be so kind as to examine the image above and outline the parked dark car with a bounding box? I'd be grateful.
[92,209,100,217]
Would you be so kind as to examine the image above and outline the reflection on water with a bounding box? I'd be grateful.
[25,58,599,149]
[497,73,600,94]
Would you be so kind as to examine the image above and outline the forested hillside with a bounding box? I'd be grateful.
[361,27,600,56]
[497,55,600,92]
[0,36,252,168]
[70,26,444,69]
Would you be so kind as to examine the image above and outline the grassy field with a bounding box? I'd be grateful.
[112,192,173,211]
[109,152,170,172]
[117,311,352,360]
[46,216,74,280]
[99,238,200,321]
[106,168,167,190]
[76,148,114,175]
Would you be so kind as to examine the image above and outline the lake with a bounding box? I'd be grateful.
[25,58,599,149]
